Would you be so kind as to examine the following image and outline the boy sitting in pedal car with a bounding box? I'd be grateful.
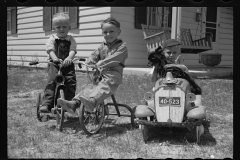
[148,39,203,107]
[57,17,128,113]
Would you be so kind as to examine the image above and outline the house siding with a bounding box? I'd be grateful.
[7,7,112,67]
[181,7,233,67]
[218,7,233,66]
[7,7,233,68]
[111,7,149,67]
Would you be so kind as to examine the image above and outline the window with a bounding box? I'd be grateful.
[7,7,17,34]
[205,7,217,42]
[147,7,172,27]
[52,7,69,16]
[43,7,78,31]
[7,7,11,31]
[135,7,172,29]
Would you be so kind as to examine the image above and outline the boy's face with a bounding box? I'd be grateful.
[102,23,121,43]
[53,20,71,38]
[163,46,180,63]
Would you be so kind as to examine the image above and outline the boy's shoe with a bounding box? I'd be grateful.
[39,105,50,113]
[57,98,79,115]
[79,96,96,113]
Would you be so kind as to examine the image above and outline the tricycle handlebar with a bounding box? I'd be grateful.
[29,59,62,66]
[72,58,123,69]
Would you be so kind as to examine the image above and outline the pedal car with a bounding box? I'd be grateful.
[134,64,206,143]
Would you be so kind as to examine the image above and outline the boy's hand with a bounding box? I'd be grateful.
[63,58,72,67]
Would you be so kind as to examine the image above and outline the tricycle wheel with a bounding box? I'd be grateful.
[36,93,49,122]
[55,89,65,131]
[79,102,105,135]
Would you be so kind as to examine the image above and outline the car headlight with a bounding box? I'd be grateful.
[186,93,196,102]
[144,92,154,102]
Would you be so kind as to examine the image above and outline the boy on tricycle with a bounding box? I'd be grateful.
[39,12,77,113]
[57,17,128,115]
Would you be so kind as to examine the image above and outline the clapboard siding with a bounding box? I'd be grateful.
[180,7,233,67]
[7,50,48,56]
[18,7,42,14]
[217,7,233,66]
[79,14,111,24]
[7,7,233,68]
[7,7,113,66]
[111,7,148,66]
[18,10,43,19]
[79,7,111,17]
[7,32,49,40]
[18,22,43,29]
[18,16,42,24]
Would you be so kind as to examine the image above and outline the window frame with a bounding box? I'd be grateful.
[7,7,17,35]
[43,7,78,31]
[205,7,218,42]
[135,7,172,29]
[7,7,11,33]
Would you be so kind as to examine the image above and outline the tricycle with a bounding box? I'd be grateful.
[133,63,206,143]
[29,58,135,134]
[29,59,72,131]
[72,59,136,135]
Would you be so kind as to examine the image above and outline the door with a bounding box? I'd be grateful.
[202,7,221,54]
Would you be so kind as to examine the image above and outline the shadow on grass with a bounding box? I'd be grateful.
[42,114,82,133]
[46,116,134,137]
[93,123,134,140]
[145,120,216,146]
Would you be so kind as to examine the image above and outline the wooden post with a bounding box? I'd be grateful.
[171,7,181,40]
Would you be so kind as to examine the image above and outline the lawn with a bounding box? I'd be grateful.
[7,66,233,159]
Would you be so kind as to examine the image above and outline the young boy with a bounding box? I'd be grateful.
[57,17,128,113]
[148,39,203,106]
[40,13,77,112]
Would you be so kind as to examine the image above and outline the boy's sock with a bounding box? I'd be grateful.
[39,105,50,112]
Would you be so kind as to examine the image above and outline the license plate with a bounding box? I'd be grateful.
[159,97,180,106]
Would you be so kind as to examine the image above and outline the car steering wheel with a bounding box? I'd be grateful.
[162,66,185,78]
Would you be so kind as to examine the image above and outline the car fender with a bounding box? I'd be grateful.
[134,105,155,118]
[187,105,206,120]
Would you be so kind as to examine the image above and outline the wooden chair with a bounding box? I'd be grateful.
[179,28,213,54]
[141,24,171,53]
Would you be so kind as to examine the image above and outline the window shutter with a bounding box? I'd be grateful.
[69,7,78,29]
[11,7,17,34]
[135,7,147,29]
[43,7,52,31]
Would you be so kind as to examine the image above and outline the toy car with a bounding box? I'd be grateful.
[134,64,206,143]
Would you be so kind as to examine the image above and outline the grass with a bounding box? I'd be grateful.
[7,66,233,159]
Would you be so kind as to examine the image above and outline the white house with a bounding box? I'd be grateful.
[7,7,233,68]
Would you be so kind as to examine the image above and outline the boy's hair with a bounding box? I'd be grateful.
[101,17,120,28]
[52,12,70,25]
